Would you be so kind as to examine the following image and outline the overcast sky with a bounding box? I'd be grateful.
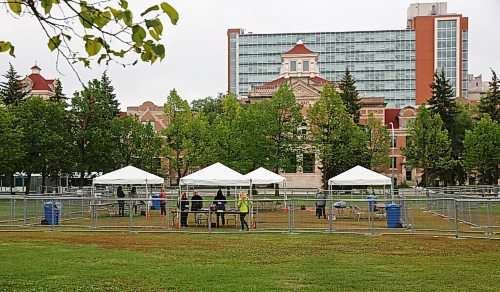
[1,0,498,110]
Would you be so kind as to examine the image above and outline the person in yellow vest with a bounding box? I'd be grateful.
[238,191,250,231]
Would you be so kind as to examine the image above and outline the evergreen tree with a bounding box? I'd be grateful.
[339,67,361,123]
[428,69,456,126]
[367,114,390,172]
[101,71,120,116]
[0,63,27,106]
[478,69,500,123]
[49,79,67,103]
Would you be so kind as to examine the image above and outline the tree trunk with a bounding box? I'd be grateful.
[79,170,85,188]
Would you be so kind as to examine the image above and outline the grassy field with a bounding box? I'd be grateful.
[0,232,498,291]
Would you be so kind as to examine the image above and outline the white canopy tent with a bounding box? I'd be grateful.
[92,166,164,217]
[93,165,164,185]
[180,162,251,186]
[178,163,252,229]
[327,165,392,200]
[328,165,391,186]
[244,167,288,206]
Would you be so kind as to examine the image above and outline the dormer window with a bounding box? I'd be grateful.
[303,61,309,71]
[290,61,297,71]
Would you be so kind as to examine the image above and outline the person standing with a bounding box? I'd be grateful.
[213,189,227,228]
[238,191,249,231]
[130,187,138,215]
[191,192,203,211]
[160,188,167,217]
[316,189,326,219]
[180,192,189,227]
[117,186,125,216]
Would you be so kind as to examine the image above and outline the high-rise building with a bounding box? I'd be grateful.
[227,2,468,108]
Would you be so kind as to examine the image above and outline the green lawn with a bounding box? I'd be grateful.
[0,232,498,290]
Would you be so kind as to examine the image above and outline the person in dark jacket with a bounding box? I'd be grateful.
[117,186,125,216]
[191,192,203,211]
[180,192,189,227]
[213,188,226,227]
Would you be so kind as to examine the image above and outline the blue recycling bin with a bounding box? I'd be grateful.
[151,194,160,210]
[43,201,61,225]
[386,204,401,228]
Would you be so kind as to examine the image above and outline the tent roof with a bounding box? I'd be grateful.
[93,166,164,185]
[328,165,391,186]
[180,162,250,186]
[244,167,286,185]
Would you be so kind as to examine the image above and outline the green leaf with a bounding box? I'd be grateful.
[160,2,179,25]
[108,7,121,19]
[47,35,61,51]
[95,11,111,29]
[97,54,107,64]
[119,0,128,9]
[146,19,163,35]
[61,33,72,41]
[8,1,22,15]
[132,25,147,46]
[41,0,53,14]
[85,39,102,56]
[149,30,160,41]
[122,10,133,26]
[79,8,94,29]
[140,5,159,17]
[154,44,165,59]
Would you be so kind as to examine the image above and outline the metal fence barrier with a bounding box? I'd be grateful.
[0,192,498,239]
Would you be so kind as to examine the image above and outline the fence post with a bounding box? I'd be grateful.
[287,199,292,233]
[486,200,492,237]
[454,199,459,238]
[328,199,333,233]
[24,194,27,226]
[129,199,133,232]
[51,194,55,232]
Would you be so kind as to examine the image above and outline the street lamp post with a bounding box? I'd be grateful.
[389,122,395,203]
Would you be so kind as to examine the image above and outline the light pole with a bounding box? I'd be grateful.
[389,122,395,203]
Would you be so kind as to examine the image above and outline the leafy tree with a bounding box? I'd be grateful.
[463,116,500,185]
[267,84,303,173]
[69,79,120,186]
[0,103,24,192]
[190,94,224,125]
[308,83,370,187]
[366,114,390,172]
[478,69,500,123]
[14,97,69,193]
[1,1,178,67]
[404,106,454,187]
[339,67,361,123]
[0,63,27,106]
[211,94,245,171]
[112,116,163,174]
[162,89,211,184]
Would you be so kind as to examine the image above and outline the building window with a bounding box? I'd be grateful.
[303,153,315,173]
[150,121,155,128]
[401,119,407,129]
[290,61,297,71]
[303,61,309,71]
[406,170,412,181]
[391,136,397,148]
[390,157,397,169]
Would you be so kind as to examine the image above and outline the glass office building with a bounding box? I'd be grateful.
[230,30,416,108]
[228,3,468,108]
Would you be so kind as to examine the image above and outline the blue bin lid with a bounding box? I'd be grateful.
[386,204,401,208]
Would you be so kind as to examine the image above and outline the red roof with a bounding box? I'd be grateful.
[27,73,54,91]
[283,43,316,55]
[31,65,41,70]
[384,108,401,128]
[262,77,287,87]
[310,76,330,84]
